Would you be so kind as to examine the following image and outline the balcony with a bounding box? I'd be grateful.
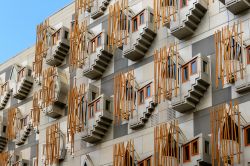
[45,26,70,66]
[170,0,207,39]
[129,83,157,129]
[12,66,33,100]
[83,31,113,79]
[182,134,211,166]
[0,81,11,110]
[91,0,111,19]
[15,118,33,146]
[12,159,29,166]
[81,94,113,143]
[42,68,68,118]
[123,7,156,61]
[172,54,210,113]
[0,117,7,152]
[219,0,250,14]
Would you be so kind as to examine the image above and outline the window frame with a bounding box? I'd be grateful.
[137,156,152,166]
[244,125,250,146]
[140,13,144,25]
[132,17,138,32]
[247,46,250,65]
[139,89,145,105]
[191,139,199,156]
[190,59,197,75]
[182,64,189,83]
[183,143,191,163]
[145,85,151,99]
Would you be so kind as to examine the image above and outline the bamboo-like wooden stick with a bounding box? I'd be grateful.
[0,152,9,166]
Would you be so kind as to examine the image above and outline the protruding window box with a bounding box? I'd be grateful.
[218,0,250,15]
[170,0,207,40]
[0,117,7,152]
[13,66,33,100]
[123,7,156,61]
[83,31,113,80]
[182,134,211,166]
[129,82,156,129]
[12,159,29,166]
[0,81,12,110]
[46,26,70,67]
[172,54,210,113]
[81,94,113,144]
[42,68,68,118]
[91,0,111,19]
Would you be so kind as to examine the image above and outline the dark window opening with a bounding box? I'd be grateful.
[205,141,209,154]
[139,90,144,104]
[92,92,96,101]
[133,19,138,32]
[245,126,250,146]
[64,31,69,39]
[183,144,190,162]
[247,46,250,64]
[203,61,208,73]
[2,126,6,133]
[106,100,110,111]
[222,116,239,142]
[191,139,199,156]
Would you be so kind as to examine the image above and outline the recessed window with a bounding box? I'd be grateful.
[205,141,209,154]
[106,100,110,111]
[183,144,190,162]
[92,92,96,101]
[150,13,154,23]
[89,105,94,118]
[2,125,6,133]
[146,85,151,98]
[247,46,250,64]
[182,65,189,82]
[96,100,100,112]
[64,31,69,39]
[139,90,144,104]
[191,60,197,75]
[140,13,144,25]
[138,157,151,166]
[191,139,199,156]
[97,35,102,47]
[203,61,208,73]
[245,126,250,146]
[181,0,188,8]
[133,19,138,32]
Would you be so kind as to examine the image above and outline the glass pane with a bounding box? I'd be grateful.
[191,61,197,74]
[133,19,138,31]
[183,67,188,81]
[146,86,151,97]
[203,61,207,73]
[247,128,250,144]
[96,101,100,112]
[140,13,144,25]
[140,90,144,103]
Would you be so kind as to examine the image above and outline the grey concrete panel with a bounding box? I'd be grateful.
[194,108,210,136]
[29,143,38,166]
[114,123,128,139]
[212,87,232,106]
[114,49,128,73]
[192,35,215,57]
[101,77,114,97]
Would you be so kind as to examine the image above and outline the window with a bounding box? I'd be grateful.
[150,13,154,23]
[181,0,188,8]
[139,90,144,104]
[106,100,110,111]
[2,126,6,133]
[182,65,189,82]
[247,46,250,64]
[97,35,102,47]
[133,18,138,32]
[146,85,151,98]
[96,100,100,112]
[191,139,199,156]
[203,61,208,73]
[89,105,94,118]
[245,126,250,146]
[140,13,144,25]
[147,159,151,166]
[92,41,96,53]
[205,141,209,154]
[191,60,197,75]
[138,157,152,166]
[92,92,96,101]
[183,144,190,162]
[64,31,69,39]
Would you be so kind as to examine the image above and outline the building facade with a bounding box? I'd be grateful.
[0,0,250,165]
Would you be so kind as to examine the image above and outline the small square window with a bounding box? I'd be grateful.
[191,60,197,75]
[183,144,190,162]
[245,126,250,146]
[203,61,208,73]
[205,141,209,154]
[139,90,144,104]
[146,85,151,98]
[182,66,189,82]
[133,19,138,32]
[191,139,199,156]
[140,13,144,25]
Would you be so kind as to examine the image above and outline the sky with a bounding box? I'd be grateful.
[0,0,72,64]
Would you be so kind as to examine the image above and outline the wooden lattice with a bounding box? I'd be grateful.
[153,0,177,30]
[41,67,57,108]
[67,82,86,155]
[154,120,179,166]
[75,0,92,14]
[0,152,9,166]
[114,70,137,124]
[0,81,9,96]
[6,108,18,141]
[214,21,244,88]
[113,140,135,166]
[70,12,88,69]
[154,44,179,103]
[108,0,129,48]
[210,100,241,166]
[31,91,41,128]
[33,19,50,79]
[43,123,61,166]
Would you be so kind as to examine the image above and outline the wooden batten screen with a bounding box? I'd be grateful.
[153,0,177,30]
[114,70,136,125]
[0,81,9,96]
[34,19,50,79]
[67,83,86,155]
[214,21,244,88]
[154,120,179,166]
[154,44,179,103]
[43,123,61,166]
[108,0,129,48]
[7,108,18,141]
[0,152,9,166]
[113,140,135,166]
[210,100,241,166]
[31,91,41,128]
[75,0,92,14]
[41,67,57,108]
